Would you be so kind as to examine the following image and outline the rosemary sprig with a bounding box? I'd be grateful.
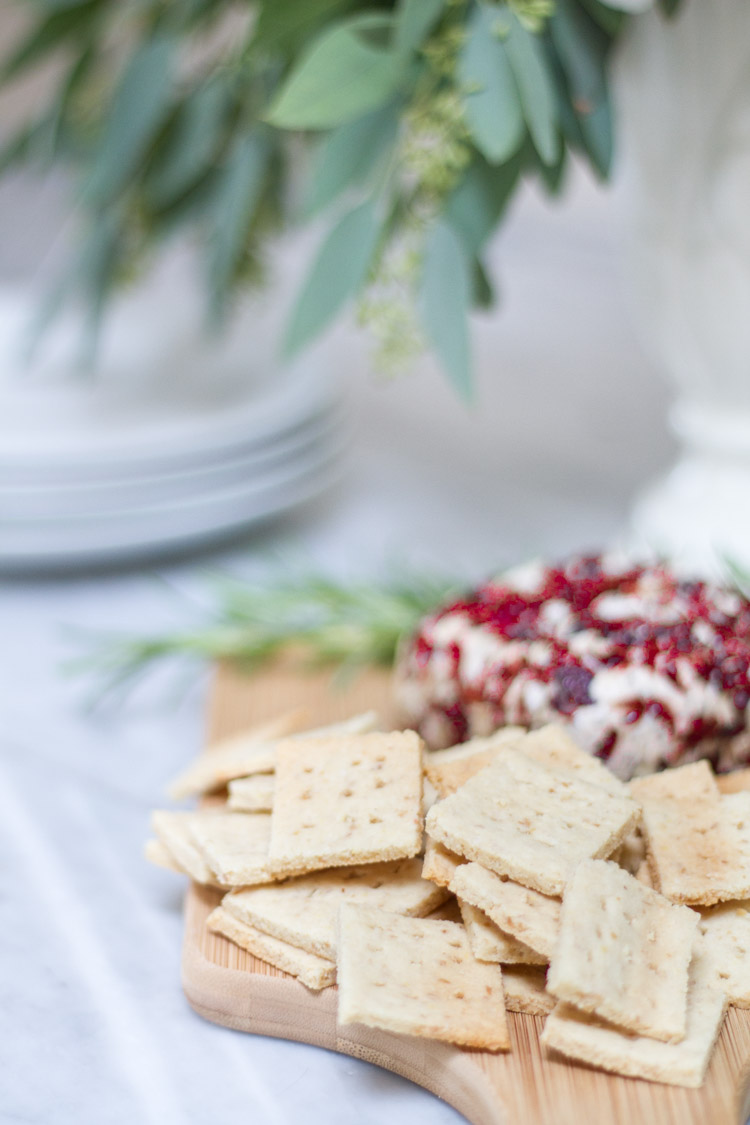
[71,566,462,704]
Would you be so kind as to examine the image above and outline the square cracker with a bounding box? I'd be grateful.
[457,899,546,966]
[151,810,229,886]
[144,837,183,874]
[207,907,335,991]
[168,711,378,800]
[518,725,629,796]
[268,731,423,876]
[451,862,560,960]
[188,811,275,886]
[547,859,698,1041]
[222,858,447,961]
[228,774,275,812]
[424,728,525,796]
[631,761,750,906]
[699,896,750,1008]
[425,749,640,896]
[167,713,304,799]
[337,904,510,1050]
[502,966,554,1017]
[541,949,726,1088]
[422,838,464,889]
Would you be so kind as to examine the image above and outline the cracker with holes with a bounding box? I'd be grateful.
[222,858,447,961]
[457,899,546,965]
[168,711,379,800]
[337,904,510,1050]
[268,731,423,876]
[187,810,275,886]
[207,907,336,991]
[547,859,699,1042]
[150,809,233,886]
[699,895,750,1009]
[425,749,640,896]
[541,950,726,1088]
[631,760,750,906]
[167,713,303,800]
[451,862,560,961]
[425,728,525,796]
[519,725,630,796]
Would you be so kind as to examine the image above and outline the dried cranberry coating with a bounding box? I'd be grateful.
[399,555,750,773]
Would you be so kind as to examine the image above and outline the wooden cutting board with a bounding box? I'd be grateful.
[181,661,750,1125]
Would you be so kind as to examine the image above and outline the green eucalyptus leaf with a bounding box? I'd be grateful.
[420,221,473,401]
[0,120,45,173]
[46,43,95,159]
[266,17,401,130]
[577,84,613,176]
[657,0,682,16]
[79,212,122,347]
[504,14,559,165]
[33,0,96,9]
[208,131,270,319]
[458,4,524,165]
[0,0,99,81]
[394,0,444,58]
[304,102,399,216]
[577,0,626,36]
[284,199,380,357]
[253,0,357,53]
[549,0,607,109]
[84,35,175,205]
[471,256,495,310]
[147,79,228,208]
[445,151,523,257]
[535,138,567,193]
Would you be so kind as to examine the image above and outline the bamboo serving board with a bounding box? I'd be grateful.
[182,662,750,1125]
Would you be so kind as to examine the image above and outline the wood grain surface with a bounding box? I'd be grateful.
[181,661,750,1125]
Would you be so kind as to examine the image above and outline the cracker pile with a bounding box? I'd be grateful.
[149,714,750,1088]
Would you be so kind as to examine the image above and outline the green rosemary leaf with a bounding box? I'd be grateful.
[71,566,461,703]
[723,557,750,599]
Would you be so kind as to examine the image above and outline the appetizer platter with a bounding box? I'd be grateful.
[147,556,750,1125]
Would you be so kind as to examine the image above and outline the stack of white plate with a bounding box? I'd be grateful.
[0,264,345,570]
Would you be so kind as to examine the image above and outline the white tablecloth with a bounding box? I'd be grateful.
[0,169,672,1124]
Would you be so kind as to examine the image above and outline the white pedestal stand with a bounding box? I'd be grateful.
[616,0,750,575]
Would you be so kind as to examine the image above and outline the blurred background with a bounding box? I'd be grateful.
[2,1,747,1122]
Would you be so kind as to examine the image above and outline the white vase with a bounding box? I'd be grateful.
[616,0,750,576]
